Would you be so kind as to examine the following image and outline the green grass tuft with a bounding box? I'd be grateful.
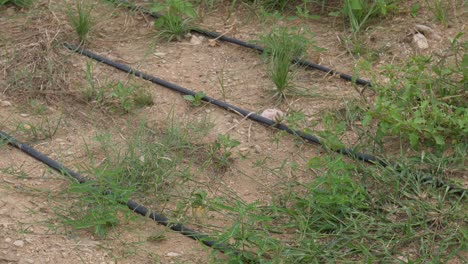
[68,1,93,44]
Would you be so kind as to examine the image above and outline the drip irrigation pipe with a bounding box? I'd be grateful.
[64,43,466,196]
[64,43,382,165]
[0,130,239,255]
[108,0,372,87]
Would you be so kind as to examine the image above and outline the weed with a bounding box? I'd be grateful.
[410,3,421,17]
[82,62,153,113]
[209,134,240,168]
[363,35,467,149]
[0,0,34,7]
[108,82,153,113]
[68,1,93,44]
[60,174,136,238]
[342,0,396,33]
[316,112,347,151]
[183,91,206,107]
[152,0,197,41]
[16,115,63,141]
[147,232,166,242]
[92,124,185,192]
[425,0,450,25]
[259,27,311,100]
[28,99,48,115]
[212,200,281,261]
[83,61,104,103]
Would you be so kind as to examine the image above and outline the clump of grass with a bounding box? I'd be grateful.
[108,81,153,113]
[68,1,93,44]
[59,175,136,238]
[15,115,63,141]
[259,27,310,101]
[151,0,197,41]
[82,62,153,113]
[425,0,451,26]
[363,34,467,150]
[209,134,240,169]
[0,0,34,8]
[341,0,396,33]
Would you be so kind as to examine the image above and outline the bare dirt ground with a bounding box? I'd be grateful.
[1,0,466,263]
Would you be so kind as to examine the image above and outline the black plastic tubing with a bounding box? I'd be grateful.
[108,0,372,87]
[64,44,467,196]
[0,130,237,254]
[64,43,385,165]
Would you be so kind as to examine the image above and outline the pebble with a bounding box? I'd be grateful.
[5,238,12,243]
[190,35,203,45]
[414,24,441,40]
[260,109,284,121]
[412,33,429,50]
[0,100,12,107]
[13,240,24,247]
[166,252,181,257]
[254,145,262,153]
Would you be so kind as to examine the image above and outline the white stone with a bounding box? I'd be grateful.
[260,109,284,121]
[412,33,429,50]
[190,35,202,45]
[166,252,181,257]
[0,100,12,107]
[13,240,24,247]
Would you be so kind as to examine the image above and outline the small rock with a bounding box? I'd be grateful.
[20,113,29,117]
[414,24,441,40]
[260,109,284,121]
[190,35,202,45]
[0,100,12,107]
[153,52,166,58]
[166,252,181,257]
[412,33,429,50]
[5,238,11,243]
[13,240,24,247]
[414,24,433,35]
[254,145,262,154]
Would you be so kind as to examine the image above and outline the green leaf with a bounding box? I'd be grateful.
[362,114,372,127]
[433,134,445,146]
[308,157,324,169]
[183,95,194,101]
[350,0,363,10]
[150,3,165,13]
[409,133,419,148]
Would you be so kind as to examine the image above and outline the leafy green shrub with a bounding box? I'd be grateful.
[183,91,206,107]
[109,81,153,113]
[209,134,240,168]
[62,173,136,238]
[297,156,368,231]
[363,35,467,149]
[152,0,197,41]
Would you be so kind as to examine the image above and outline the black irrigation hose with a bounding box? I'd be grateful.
[64,43,467,197]
[0,130,239,255]
[64,43,382,166]
[108,0,372,87]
